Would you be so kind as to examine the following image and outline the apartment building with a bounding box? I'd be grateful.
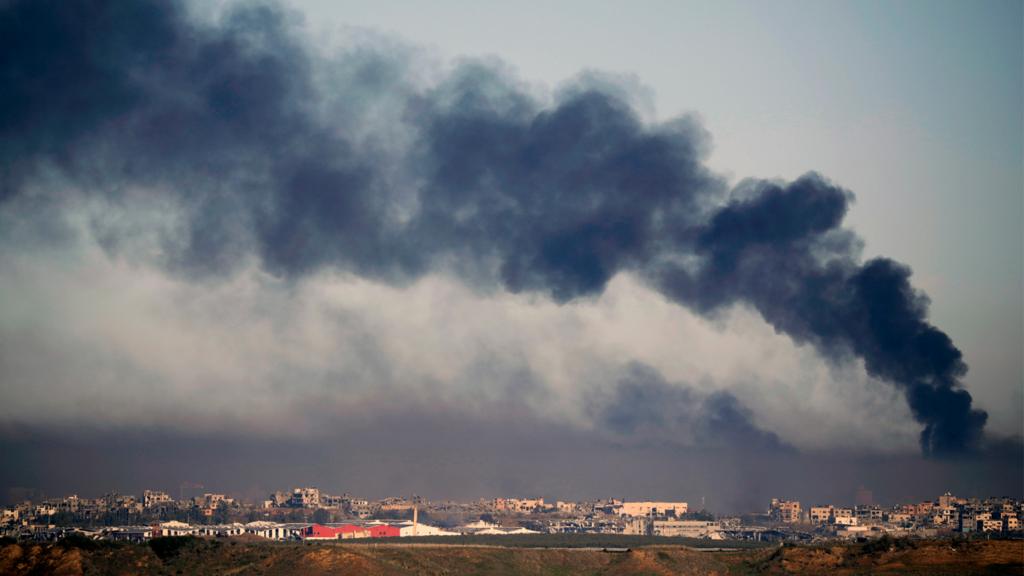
[769,499,802,523]
[617,501,688,517]
[494,498,545,513]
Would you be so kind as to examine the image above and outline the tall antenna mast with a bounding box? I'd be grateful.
[412,493,418,537]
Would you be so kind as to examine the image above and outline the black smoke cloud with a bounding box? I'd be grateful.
[409,74,718,300]
[0,0,988,455]
[654,177,988,455]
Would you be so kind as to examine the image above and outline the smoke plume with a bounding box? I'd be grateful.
[0,0,988,455]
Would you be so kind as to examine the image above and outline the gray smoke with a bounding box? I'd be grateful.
[0,0,988,455]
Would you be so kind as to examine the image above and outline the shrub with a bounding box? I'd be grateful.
[58,533,101,551]
[149,536,201,562]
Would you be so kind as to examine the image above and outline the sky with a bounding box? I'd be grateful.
[0,0,1020,511]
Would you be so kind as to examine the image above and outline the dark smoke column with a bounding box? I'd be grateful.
[0,0,990,457]
[653,174,988,456]
[413,73,989,456]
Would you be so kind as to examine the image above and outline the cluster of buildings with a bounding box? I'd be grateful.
[489,498,687,518]
[623,518,721,538]
[3,486,1021,544]
[262,487,374,517]
[766,492,1023,540]
[41,519,455,543]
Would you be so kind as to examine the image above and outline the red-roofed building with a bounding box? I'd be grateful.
[336,524,371,539]
[302,524,340,540]
[368,524,400,538]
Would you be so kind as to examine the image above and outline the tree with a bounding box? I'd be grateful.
[212,503,231,525]
[312,508,331,524]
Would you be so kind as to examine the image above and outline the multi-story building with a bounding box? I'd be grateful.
[623,517,650,535]
[493,498,545,513]
[143,491,172,509]
[935,506,957,526]
[809,506,833,524]
[769,499,801,523]
[199,493,230,507]
[617,501,688,518]
[855,505,883,524]
[101,493,141,513]
[888,512,912,526]
[832,508,856,526]
[56,495,80,513]
[555,501,578,514]
[958,509,978,533]
[289,488,321,509]
[350,500,372,518]
[321,494,345,509]
[909,501,934,519]
[979,519,1003,532]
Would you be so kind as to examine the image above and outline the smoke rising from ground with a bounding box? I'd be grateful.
[0,0,993,457]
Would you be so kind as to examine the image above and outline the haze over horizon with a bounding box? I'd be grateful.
[0,0,1020,513]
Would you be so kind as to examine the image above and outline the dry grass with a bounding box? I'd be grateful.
[0,537,1020,575]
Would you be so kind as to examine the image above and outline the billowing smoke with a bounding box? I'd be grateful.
[0,0,987,455]
[653,176,988,455]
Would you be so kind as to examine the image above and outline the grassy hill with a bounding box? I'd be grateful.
[0,535,1020,575]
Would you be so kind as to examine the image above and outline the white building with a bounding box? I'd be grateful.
[197,523,245,537]
[105,526,153,542]
[396,521,459,537]
[836,525,871,539]
[157,521,195,537]
[245,521,300,540]
[459,520,538,535]
[616,501,688,517]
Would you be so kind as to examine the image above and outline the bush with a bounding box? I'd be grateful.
[58,533,101,551]
[149,536,202,562]
[861,534,891,554]
[860,534,914,555]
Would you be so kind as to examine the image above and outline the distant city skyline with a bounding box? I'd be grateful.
[6,484,1022,543]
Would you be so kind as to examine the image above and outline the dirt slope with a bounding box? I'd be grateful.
[0,537,1020,575]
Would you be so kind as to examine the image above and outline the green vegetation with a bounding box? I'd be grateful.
[56,532,105,551]
[149,535,221,562]
[0,536,1020,576]
[859,534,918,555]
